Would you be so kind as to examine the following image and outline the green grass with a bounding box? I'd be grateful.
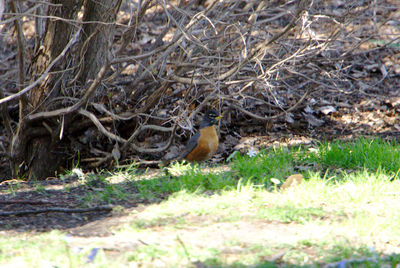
[305,138,400,174]
[231,147,296,185]
[2,137,400,266]
[115,138,400,266]
[0,231,103,267]
[124,148,297,200]
[76,138,400,206]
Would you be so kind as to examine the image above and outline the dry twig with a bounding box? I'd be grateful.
[0,205,114,217]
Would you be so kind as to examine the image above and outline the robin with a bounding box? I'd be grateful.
[181,109,221,162]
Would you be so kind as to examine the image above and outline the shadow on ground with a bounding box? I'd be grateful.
[0,174,141,234]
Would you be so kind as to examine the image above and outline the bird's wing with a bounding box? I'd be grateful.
[181,131,200,159]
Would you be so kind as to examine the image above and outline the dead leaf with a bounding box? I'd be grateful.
[112,145,121,161]
[302,113,325,127]
[385,97,400,107]
[336,102,352,108]
[268,250,286,262]
[224,135,240,147]
[319,106,337,115]
[304,105,314,114]
[270,178,281,185]
[364,63,380,71]
[265,120,273,131]
[285,113,295,124]
[163,145,181,161]
[281,174,304,190]
[233,137,257,152]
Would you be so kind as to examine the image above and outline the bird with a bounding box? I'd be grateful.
[181,109,221,162]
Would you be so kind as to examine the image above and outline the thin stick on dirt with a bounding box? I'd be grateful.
[0,199,54,205]
[0,205,114,217]
[176,235,192,262]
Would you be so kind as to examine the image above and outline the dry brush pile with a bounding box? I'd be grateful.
[0,0,399,179]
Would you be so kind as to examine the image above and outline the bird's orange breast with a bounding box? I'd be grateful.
[185,126,219,162]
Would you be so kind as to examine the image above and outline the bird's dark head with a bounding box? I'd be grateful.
[201,109,221,127]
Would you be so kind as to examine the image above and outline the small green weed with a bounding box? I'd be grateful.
[3,181,22,197]
[258,206,326,223]
[78,174,132,205]
[126,244,168,262]
[33,181,46,194]
[131,216,187,230]
[327,243,373,263]
[231,147,295,186]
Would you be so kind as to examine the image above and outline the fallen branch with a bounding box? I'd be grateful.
[0,199,54,205]
[123,124,177,153]
[79,109,127,143]
[91,123,178,167]
[0,205,114,217]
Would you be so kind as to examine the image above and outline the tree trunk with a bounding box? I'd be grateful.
[80,0,119,85]
[10,0,79,179]
[10,0,120,179]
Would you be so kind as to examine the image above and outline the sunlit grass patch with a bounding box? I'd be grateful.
[306,138,400,174]
[258,206,326,224]
[0,231,106,267]
[80,137,400,205]
[10,137,399,267]
[231,147,296,186]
